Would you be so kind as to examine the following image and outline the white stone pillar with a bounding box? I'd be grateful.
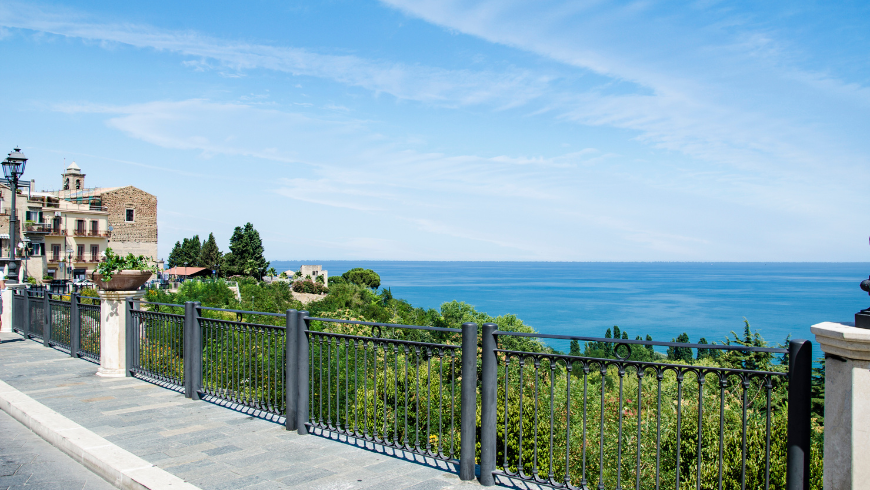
[96,290,144,377]
[1,284,26,333]
[811,321,870,490]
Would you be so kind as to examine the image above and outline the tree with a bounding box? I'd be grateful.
[167,241,183,268]
[667,332,693,363]
[341,268,381,289]
[645,334,655,356]
[199,233,222,272]
[569,340,581,357]
[168,235,202,268]
[223,223,269,278]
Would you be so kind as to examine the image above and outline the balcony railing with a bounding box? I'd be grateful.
[88,230,109,237]
[89,255,102,263]
[48,228,66,236]
[74,255,85,263]
[73,229,88,237]
[49,255,60,263]
[25,223,52,233]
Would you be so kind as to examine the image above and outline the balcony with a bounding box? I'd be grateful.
[73,228,88,237]
[48,255,60,263]
[48,228,66,237]
[24,223,52,234]
[74,255,86,263]
[88,230,109,237]
[89,255,102,263]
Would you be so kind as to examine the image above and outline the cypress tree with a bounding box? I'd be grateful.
[199,233,222,272]
[224,223,269,278]
[167,241,183,268]
[569,339,581,357]
[179,235,202,267]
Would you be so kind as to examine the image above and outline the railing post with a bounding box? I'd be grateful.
[459,322,479,481]
[70,293,80,358]
[42,290,50,347]
[24,291,31,338]
[183,301,203,400]
[285,309,298,431]
[479,322,497,486]
[787,339,812,490]
[296,310,309,435]
[125,298,134,376]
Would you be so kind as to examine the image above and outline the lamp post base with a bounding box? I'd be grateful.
[855,309,870,330]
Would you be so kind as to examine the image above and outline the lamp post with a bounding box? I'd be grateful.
[1,147,28,285]
[65,247,73,282]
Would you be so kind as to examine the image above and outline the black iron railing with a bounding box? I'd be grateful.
[11,291,26,335]
[49,298,71,351]
[199,307,287,416]
[27,290,44,340]
[8,293,813,489]
[476,326,812,490]
[304,317,466,463]
[12,289,101,361]
[78,301,101,361]
[129,302,185,387]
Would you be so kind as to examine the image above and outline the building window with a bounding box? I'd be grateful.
[75,179,81,190]
[126,208,134,222]
[51,244,60,261]
[90,220,99,236]
[76,244,85,261]
[76,219,85,234]
[64,178,69,190]
[28,243,44,256]
[90,245,99,262]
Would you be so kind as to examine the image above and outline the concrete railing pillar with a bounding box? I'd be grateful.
[811,321,870,490]
[0,284,25,333]
[97,290,144,378]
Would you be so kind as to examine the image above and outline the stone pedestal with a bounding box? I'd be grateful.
[1,285,26,333]
[811,321,870,490]
[96,290,144,378]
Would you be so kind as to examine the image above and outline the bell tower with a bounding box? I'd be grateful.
[61,161,85,192]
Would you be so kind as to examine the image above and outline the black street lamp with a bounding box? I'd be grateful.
[1,147,28,284]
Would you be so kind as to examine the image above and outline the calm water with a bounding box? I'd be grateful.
[270,261,870,359]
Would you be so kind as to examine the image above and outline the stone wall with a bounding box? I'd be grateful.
[102,186,158,262]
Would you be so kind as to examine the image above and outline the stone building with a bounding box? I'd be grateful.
[299,265,328,286]
[0,161,159,282]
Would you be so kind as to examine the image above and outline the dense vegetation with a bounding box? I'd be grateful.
[141,273,823,489]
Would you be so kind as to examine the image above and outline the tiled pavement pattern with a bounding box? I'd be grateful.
[0,333,484,490]
[0,408,116,490]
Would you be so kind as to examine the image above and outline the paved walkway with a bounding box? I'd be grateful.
[0,408,116,490]
[0,333,478,490]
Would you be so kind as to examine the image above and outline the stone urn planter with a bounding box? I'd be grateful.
[90,270,152,291]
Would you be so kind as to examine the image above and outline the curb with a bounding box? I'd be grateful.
[0,379,200,490]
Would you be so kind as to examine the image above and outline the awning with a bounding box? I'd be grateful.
[0,234,9,239]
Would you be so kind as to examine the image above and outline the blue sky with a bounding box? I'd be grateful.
[0,0,868,262]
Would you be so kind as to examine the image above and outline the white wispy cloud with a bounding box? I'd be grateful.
[0,2,552,108]
[380,0,870,175]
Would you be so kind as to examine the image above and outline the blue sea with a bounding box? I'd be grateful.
[269,261,870,360]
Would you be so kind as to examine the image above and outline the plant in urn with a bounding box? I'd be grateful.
[91,248,157,291]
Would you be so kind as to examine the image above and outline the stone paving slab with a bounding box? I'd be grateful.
[0,407,116,490]
[0,333,490,490]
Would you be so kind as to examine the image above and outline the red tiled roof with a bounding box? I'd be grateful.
[165,267,209,276]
